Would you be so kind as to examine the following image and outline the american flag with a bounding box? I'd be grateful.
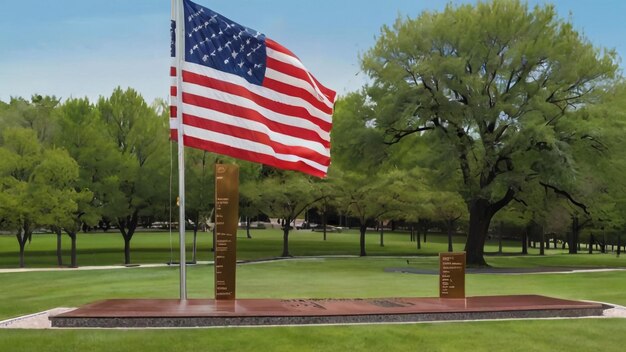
[170,0,336,178]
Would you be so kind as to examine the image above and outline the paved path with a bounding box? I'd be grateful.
[3,256,626,275]
[386,266,626,275]
[0,256,354,274]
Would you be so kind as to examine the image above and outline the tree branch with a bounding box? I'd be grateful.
[490,187,516,212]
[513,196,528,207]
[383,125,434,145]
[539,182,590,215]
[293,196,325,220]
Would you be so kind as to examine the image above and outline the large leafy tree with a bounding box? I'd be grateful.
[0,128,79,267]
[238,161,265,240]
[97,88,169,264]
[361,0,619,265]
[0,95,59,144]
[32,148,85,267]
[0,128,43,267]
[53,98,121,266]
[572,81,626,252]
[256,169,320,257]
[184,149,217,261]
[310,175,337,241]
[334,169,404,256]
[0,95,68,264]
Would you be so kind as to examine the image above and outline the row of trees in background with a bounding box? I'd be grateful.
[0,89,170,267]
[2,0,626,267]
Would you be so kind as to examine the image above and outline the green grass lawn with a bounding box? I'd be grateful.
[2,319,626,352]
[1,228,623,268]
[2,229,626,351]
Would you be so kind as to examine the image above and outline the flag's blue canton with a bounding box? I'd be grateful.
[170,20,176,58]
[183,0,267,86]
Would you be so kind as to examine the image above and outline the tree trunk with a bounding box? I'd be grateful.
[192,224,198,263]
[246,217,252,239]
[17,233,27,268]
[211,224,216,252]
[600,238,606,253]
[359,224,367,257]
[118,211,138,265]
[589,234,594,254]
[54,227,63,267]
[618,235,621,257]
[16,224,31,268]
[498,222,503,254]
[281,217,291,257]
[447,221,453,252]
[464,200,493,266]
[540,229,545,256]
[322,210,327,241]
[569,217,579,254]
[69,232,77,268]
[379,220,384,247]
[418,220,428,243]
[19,240,26,268]
[417,226,421,250]
[191,212,199,263]
[124,236,131,265]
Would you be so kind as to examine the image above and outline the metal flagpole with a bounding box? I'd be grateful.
[174,0,187,300]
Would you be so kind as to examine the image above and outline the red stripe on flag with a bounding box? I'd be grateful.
[182,70,332,132]
[183,134,326,178]
[265,56,333,114]
[183,92,330,148]
[171,85,177,97]
[170,66,176,76]
[183,113,330,166]
[170,105,177,118]
[262,76,332,116]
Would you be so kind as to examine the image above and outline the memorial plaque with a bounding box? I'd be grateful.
[439,252,466,299]
[214,164,239,300]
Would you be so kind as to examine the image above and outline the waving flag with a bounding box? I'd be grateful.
[171,0,336,177]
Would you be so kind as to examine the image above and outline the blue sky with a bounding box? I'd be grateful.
[0,0,624,103]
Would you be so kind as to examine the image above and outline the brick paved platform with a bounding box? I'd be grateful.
[49,295,606,327]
